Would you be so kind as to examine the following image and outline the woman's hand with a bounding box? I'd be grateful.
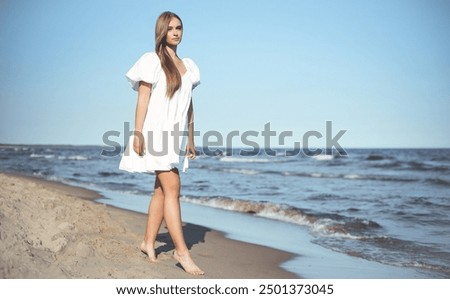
[133,132,146,156]
[186,143,196,160]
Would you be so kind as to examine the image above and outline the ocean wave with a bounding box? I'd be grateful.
[29,153,89,161]
[425,178,450,188]
[98,171,123,177]
[282,171,331,178]
[402,261,450,276]
[311,154,335,161]
[369,160,449,172]
[31,169,54,177]
[343,174,363,179]
[366,154,385,161]
[203,162,422,184]
[406,161,449,172]
[223,168,261,175]
[431,155,450,162]
[219,156,271,163]
[181,196,382,238]
[368,161,403,169]
[305,193,349,201]
[58,155,89,161]
[282,170,418,183]
[181,196,313,225]
[411,198,450,212]
[30,153,55,159]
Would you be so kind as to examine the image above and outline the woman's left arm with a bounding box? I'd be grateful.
[186,99,196,159]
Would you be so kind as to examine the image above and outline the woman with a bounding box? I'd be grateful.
[119,11,204,275]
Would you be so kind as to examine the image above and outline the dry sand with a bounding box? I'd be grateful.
[0,172,298,279]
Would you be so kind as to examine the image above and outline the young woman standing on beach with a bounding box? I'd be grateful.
[119,11,204,275]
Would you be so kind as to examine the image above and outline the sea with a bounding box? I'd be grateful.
[1,144,449,278]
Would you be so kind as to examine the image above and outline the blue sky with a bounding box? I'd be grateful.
[1,0,449,148]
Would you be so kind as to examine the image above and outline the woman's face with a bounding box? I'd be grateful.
[166,17,183,46]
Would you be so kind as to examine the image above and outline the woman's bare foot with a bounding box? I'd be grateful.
[173,250,204,275]
[140,241,157,262]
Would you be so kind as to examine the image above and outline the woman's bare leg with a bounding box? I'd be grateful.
[140,177,164,262]
[156,168,204,275]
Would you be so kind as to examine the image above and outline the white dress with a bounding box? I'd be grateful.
[119,52,200,173]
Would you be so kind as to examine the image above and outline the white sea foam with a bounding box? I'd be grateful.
[344,174,363,179]
[311,154,334,161]
[311,221,362,240]
[58,155,88,161]
[30,153,55,159]
[224,168,260,175]
[219,156,270,163]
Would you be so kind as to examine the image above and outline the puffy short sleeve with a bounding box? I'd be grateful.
[126,52,161,91]
[183,58,201,89]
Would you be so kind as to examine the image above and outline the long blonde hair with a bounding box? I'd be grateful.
[155,11,183,99]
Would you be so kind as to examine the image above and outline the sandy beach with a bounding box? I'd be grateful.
[0,172,298,279]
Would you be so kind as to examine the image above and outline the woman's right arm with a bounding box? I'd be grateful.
[133,81,152,156]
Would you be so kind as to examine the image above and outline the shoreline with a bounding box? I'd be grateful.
[0,171,299,278]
